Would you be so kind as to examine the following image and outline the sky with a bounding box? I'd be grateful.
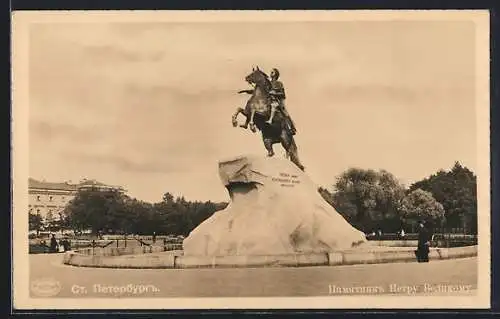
[28,19,477,203]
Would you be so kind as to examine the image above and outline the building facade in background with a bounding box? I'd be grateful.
[28,178,125,224]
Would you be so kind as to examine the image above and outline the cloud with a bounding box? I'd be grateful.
[63,151,185,174]
[81,44,165,63]
[30,121,104,143]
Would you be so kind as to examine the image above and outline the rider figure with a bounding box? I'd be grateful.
[267,68,297,135]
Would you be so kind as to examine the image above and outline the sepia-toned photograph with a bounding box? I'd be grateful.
[12,10,490,310]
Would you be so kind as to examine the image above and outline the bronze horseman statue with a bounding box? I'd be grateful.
[232,66,305,171]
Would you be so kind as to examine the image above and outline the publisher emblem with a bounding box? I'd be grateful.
[30,278,61,297]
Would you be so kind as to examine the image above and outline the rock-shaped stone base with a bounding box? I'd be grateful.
[183,155,367,256]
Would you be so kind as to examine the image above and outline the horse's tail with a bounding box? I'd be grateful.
[287,135,305,171]
[287,135,298,158]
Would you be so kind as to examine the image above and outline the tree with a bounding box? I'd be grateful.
[123,199,157,235]
[45,210,55,232]
[64,188,228,237]
[162,192,175,204]
[399,188,445,231]
[325,168,406,233]
[152,193,227,236]
[319,187,358,224]
[409,162,477,233]
[64,188,129,235]
[29,212,43,235]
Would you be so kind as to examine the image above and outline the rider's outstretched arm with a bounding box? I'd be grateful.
[238,89,254,94]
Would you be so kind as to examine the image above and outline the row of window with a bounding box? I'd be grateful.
[35,195,66,202]
[29,208,61,216]
[29,204,65,208]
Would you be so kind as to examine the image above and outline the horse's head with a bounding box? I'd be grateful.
[245,66,271,91]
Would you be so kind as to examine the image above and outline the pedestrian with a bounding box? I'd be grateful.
[152,232,156,244]
[61,237,71,252]
[49,234,59,253]
[400,229,405,238]
[415,221,431,262]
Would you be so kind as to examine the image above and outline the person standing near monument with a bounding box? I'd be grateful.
[61,237,71,252]
[266,68,297,135]
[416,221,431,262]
[49,234,59,253]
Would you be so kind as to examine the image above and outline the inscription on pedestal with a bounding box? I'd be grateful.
[272,172,301,187]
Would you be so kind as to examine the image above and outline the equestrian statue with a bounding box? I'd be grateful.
[231,66,305,171]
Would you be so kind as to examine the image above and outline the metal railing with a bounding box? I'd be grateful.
[29,236,184,254]
[365,232,477,248]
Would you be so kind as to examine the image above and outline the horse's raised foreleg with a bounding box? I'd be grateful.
[232,107,245,127]
[239,115,250,129]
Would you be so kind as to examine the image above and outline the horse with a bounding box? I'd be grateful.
[231,67,305,171]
